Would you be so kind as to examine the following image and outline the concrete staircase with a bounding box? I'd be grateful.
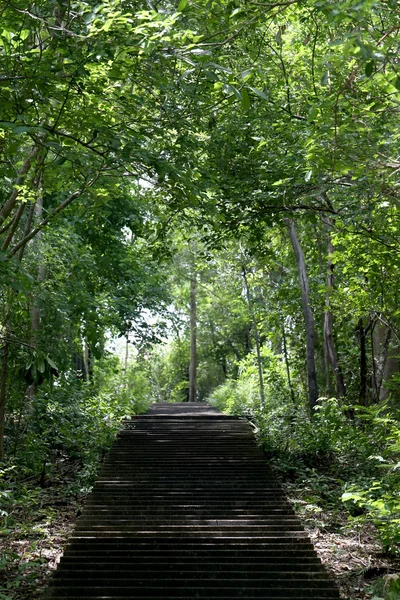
[45,402,340,599]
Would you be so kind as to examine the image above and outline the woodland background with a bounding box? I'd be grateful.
[1,0,400,598]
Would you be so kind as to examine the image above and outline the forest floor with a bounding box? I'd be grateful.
[276,465,400,600]
[0,462,85,600]
[1,462,399,600]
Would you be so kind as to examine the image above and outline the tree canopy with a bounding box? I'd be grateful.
[1,1,400,597]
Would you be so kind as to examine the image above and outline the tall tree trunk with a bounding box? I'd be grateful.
[323,229,346,398]
[84,340,91,383]
[0,340,9,460]
[123,335,129,388]
[286,219,319,411]
[0,146,41,226]
[282,321,295,403]
[241,265,265,406]
[357,318,368,406]
[27,189,45,401]
[188,274,197,402]
[74,350,87,379]
[379,336,400,401]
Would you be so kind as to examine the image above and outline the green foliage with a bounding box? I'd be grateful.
[341,410,400,554]
[209,346,292,417]
[369,574,400,600]
[149,338,190,403]
[210,349,400,556]
[1,1,400,596]
[7,354,148,484]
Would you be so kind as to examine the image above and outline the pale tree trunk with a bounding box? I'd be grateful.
[282,321,295,403]
[188,274,197,402]
[84,340,91,383]
[27,188,46,402]
[323,228,346,398]
[372,323,390,396]
[241,265,265,406]
[379,332,400,401]
[123,335,129,388]
[357,318,369,406]
[286,219,319,411]
[371,321,400,401]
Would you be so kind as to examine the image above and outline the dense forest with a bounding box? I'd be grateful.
[1,0,400,598]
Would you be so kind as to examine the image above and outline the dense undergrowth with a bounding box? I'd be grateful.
[0,355,151,600]
[208,351,400,600]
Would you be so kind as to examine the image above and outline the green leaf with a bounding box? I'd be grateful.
[321,72,329,86]
[178,0,188,10]
[305,170,312,182]
[365,61,374,77]
[241,88,251,111]
[46,355,58,370]
[394,76,400,91]
[249,87,269,102]
[224,84,241,101]
[13,125,30,134]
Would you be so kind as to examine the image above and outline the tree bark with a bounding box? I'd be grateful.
[379,336,400,401]
[1,203,27,252]
[242,265,265,406]
[26,189,46,401]
[188,274,197,402]
[323,231,346,398]
[123,336,129,388]
[0,146,41,226]
[286,219,319,411]
[282,321,295,403]
[357,318,368,406]
[0,340,9,460]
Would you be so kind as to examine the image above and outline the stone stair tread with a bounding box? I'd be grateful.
[45,402,340,599]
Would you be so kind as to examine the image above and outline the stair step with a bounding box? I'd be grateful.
[45,403,339,600]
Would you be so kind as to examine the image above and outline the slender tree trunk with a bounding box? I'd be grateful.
[282,321,295,403]
[379,336,400,401]
[357,318,368,406]
[0,146,41,226]
[316,227,331,395]
[373,323,391,395]
[243,323,251,355]
[242,265,265,406]
[286,219,319,411]
[323,224,346,399]
[1,203,27,252]
[0,340,9,460]
[188,274,197,402]
[84,341,91,383]
[123,335,129,388]
[323,327,331,396]
[27,190,45,401]
[17,202,36,262]
[74,350,87,379]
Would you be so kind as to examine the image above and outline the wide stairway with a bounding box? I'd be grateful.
[45,402,340,599]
